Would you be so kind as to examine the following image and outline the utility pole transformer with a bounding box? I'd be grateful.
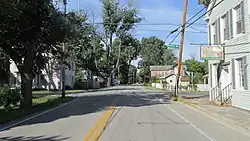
[175,0,188,96]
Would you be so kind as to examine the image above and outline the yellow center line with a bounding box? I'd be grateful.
[83,96,120,141]
[83,109,109,141]
[93,105,116,141]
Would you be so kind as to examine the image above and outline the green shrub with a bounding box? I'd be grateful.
[155,79,161,83]
[0,86,21,108]
[151,77,161,83]
[73,81,88,90]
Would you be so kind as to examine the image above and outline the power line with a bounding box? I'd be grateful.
[168,0,225,44]
[137,29,206,33]
[83,22,206,26]
[185,0,224,30]
[169,32,181,44]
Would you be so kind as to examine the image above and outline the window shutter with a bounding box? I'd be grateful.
[241,1,245,33]
[208,25,211,44]
[231,59,236,89]
[229,9,233,39]
[215,20,218,44]
[226,12,230,40]
[243,56,248,90]
[217,18,221,44]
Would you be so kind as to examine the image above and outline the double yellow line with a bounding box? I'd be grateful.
[84,96,120,141]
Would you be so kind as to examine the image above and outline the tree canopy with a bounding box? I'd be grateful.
[139,37,176,83]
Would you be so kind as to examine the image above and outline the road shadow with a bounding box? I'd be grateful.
[1,87,170,132]
[0,135,69,141]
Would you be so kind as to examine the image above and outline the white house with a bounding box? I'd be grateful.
[205,0,250,110]
[9,57,76,90]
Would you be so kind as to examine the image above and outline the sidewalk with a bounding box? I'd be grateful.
[181,97,250,134]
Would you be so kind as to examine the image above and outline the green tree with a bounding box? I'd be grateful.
[0,0,82,109]
[101,0,141,86]
[139,37,176,83]
[111,33,141,83]
[184,59,208,84]
[65,11,105,78]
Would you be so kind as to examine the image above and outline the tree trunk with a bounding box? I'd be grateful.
[107,34,113,87]
[19,44,35,109]
[115,39,122,69]
[127,60,132,84]
[20,73,33,109]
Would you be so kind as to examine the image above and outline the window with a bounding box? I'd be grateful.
[238,58,245,88]
[235,5,242,34]
[211,23,217,44]
[222,15,228,41]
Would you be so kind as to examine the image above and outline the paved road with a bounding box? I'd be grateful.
[0,86,249,141]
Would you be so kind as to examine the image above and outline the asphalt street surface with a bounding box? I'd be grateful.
[0,86,249,141]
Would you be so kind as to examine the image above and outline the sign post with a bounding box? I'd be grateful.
[167,44,179,49]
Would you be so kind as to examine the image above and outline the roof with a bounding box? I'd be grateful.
[150,64,187,71]
[159,73,176,79]
[150,65,172,71]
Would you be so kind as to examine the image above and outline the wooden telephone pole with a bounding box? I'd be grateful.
[61,0,67,98]
[175,0,188,96]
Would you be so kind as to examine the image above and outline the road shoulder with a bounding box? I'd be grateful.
[178,100,250,138]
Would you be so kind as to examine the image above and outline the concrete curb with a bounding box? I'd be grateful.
[179,101,250,137]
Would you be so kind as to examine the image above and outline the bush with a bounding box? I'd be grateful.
[73,81,88,90]
[151,76,161,83]
[0,86,21,108]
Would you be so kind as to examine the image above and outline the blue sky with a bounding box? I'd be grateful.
[57,0,208,65]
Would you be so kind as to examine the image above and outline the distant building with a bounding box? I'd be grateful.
[9,57,76,90]
[150,64,187,78]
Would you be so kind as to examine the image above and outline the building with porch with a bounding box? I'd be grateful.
[205,0,250,110]
[9,57,76,90]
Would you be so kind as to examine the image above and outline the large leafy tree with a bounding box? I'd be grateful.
[184,59,208,84]
[111,34,141,84]
[0,0,71,109]
[65,11,105,79]
[101,0,141,86]
[139,37,176,83]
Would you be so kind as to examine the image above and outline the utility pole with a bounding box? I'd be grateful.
[175,0,188,97]
[61,0,67,98]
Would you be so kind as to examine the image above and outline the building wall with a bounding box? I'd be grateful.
[151,66,186,78]
[9,57,76,90]
[151,70,167,78]
[207,0,250,110]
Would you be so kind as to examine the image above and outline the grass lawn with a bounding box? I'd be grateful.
[32,90,85,95]
[0,96,74,124]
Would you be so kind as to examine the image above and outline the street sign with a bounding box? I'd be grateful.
[167,44,179,49]
[200,45,224,60]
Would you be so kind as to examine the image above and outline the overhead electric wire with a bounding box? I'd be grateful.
[168,0,225,44]
[83,22,206,26]
[137,29,206,33]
